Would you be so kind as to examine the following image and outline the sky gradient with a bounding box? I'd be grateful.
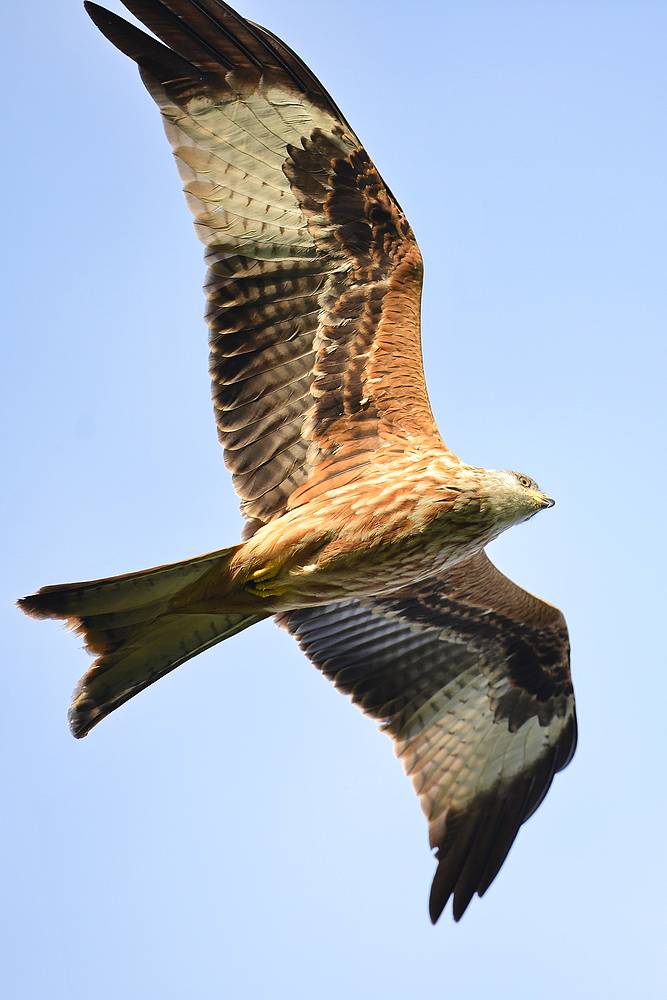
[3,2,666,997]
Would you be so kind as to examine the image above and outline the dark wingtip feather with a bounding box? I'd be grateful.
[429,893,447,925]
[84,2,203,84]
[84,2,137,46]
[428,755,569,921]
[428,809,485,923]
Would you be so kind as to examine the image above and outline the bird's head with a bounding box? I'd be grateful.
[478,468,555,528]
[508,470,555,509]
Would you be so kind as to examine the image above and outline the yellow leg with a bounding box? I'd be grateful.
[244,560,290,598]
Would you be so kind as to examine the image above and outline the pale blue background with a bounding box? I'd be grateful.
[2,2,666,997]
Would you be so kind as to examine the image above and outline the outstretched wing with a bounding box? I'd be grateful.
[278,550,576,922]
[86,0,448,533]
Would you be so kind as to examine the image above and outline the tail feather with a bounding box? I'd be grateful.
[18,548,235,620]
[18,545,269,738]
[69,609,267,738]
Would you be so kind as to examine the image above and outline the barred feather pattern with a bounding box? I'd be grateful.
[65,1,580,923]
[87,0,446,530]
[279,551,576,921]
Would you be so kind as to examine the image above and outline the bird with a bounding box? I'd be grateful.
[18,0,576,923]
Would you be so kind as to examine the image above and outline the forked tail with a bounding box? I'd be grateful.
[18,547,269,737]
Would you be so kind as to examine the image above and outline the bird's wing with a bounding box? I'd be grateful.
[277,550,576,922]
[86,1,449,534]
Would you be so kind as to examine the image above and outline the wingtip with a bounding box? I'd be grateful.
[428,888,449,925]
[82,3,132,53]
[428,896,471,924]
[452,891,475,922]
[83,2,111,27]
[429,890,476,924]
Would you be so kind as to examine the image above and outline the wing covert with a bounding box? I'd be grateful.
[278,551,576,921]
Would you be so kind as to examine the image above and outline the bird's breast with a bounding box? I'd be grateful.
[233,476,500,610]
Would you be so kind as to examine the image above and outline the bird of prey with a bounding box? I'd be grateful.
[19,0,576,922]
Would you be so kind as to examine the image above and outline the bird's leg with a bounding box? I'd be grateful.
[244,560,291,597]
[233,513,334,599]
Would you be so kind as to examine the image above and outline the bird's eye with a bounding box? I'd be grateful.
[515,474,533,489]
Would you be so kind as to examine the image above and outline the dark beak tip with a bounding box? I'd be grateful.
[544,497,555,509]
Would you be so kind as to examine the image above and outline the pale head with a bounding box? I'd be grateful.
[476,468,555,529]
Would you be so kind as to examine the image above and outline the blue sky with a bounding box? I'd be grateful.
[2,2,666,997]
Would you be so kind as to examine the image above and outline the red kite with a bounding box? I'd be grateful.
[19,0,576,922]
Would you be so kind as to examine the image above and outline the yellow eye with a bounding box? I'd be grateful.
[514,473,536,490]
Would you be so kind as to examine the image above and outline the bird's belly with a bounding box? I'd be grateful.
[267,526,489,609]
[231,469,501,611]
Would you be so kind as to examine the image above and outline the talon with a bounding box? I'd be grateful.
[250,560,282,582]
[245,560,288,598]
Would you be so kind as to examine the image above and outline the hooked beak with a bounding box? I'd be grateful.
[528,490,555,509]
